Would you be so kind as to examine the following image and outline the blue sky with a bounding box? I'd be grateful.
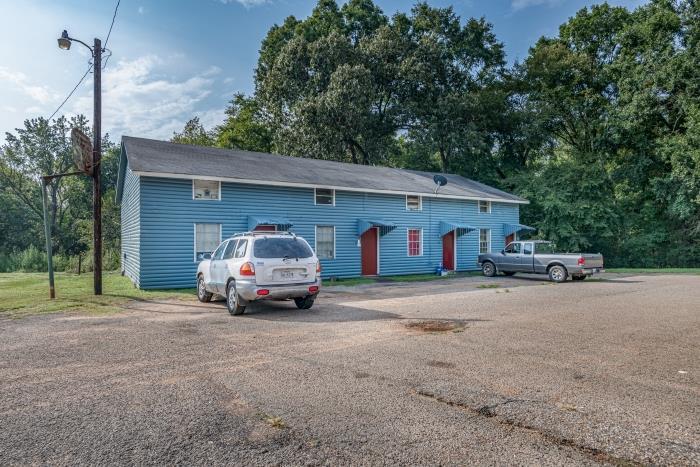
[0,0,645,143]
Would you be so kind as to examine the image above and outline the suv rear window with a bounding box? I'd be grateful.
[253,237,313,259]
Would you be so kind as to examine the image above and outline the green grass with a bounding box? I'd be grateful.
[0,272,194,318]
[606,268,700,275]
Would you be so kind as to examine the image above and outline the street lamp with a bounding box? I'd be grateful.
[57,29,103,296]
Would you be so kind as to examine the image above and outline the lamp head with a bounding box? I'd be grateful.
[57,30,71,50]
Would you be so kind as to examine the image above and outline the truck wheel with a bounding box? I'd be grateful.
[548,265,568,283]
[294,295,315,310]
[572,275,586,281]
[482,261,496,277]
[503,271,516,276]
[226,282,246,315]
[197,275,212,303]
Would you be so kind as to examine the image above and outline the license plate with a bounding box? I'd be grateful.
[592,268,599,273]
[280,271,294,279]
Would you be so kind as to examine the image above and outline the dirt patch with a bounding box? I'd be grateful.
[405,320,465,333]
[426,360,456,369]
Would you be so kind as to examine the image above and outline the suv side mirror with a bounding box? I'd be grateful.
[500,249,505,255]
[202,252,212,260]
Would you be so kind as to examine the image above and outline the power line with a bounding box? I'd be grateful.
[103,0,120,50]
[47,61,93,122]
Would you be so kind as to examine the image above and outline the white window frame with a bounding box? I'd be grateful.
[407,228,423,257]
[193,223,222,262]
[192,179,221,201]
[315,225,336,260]
[478,200,491,214]
[405,195,422,211]
[479,228,491,254]
[314,188,335,206]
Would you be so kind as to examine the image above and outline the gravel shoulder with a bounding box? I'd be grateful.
[0,274,698,465]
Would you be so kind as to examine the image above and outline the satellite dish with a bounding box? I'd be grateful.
[433,175,447,187]
[433,174,448,194]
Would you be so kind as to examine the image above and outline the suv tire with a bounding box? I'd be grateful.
[548,265,568,283]
[294,295,316,310]
[226,281,246,315]
[197,276,212,303]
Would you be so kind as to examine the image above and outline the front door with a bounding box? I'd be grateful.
[360,228,378,276]
[442,231,455,270]
[505,233,515,246]
[254,225,276,232]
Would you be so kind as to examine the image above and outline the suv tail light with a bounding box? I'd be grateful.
[577,257,585,266]
[240,262,256,276]
[316,262,322,273]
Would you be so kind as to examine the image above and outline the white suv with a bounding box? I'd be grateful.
[196,232,321,315]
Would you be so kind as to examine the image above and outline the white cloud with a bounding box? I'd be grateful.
[70,55,222,140]
[219,0,269,8]
[511,0,562,11]
[0,67,57,105]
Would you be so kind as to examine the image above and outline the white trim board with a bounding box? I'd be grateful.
[132,170,529,205]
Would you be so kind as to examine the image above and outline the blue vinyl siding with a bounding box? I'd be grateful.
[133,176,520,289]
[120,166,141,286]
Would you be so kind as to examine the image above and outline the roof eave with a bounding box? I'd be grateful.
[130,169,529,204]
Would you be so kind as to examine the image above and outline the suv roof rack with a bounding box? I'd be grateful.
[229,231,296,238]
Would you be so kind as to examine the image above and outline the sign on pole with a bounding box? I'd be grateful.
[71,128,93,176]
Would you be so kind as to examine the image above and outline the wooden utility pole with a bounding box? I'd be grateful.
[93,38,102,295]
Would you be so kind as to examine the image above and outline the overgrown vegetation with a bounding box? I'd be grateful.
[2,0,698,270]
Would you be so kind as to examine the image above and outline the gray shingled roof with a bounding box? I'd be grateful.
[121,136,526,203]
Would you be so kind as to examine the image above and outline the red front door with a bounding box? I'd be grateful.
[254,225,276,232]
[360,228,378,276]
[442,231,455,270]
[505,233,515,246]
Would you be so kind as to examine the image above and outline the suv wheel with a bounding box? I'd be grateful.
[548,265,568,283]
[226,282,246,315]
[294,295,316,310]
[197,276,212,303]
[482,261,496,277]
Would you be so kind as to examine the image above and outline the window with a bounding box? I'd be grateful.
[407,228,422,256]
[479,200,490,213]
[194,223,221,261]
[234,239,248,258]
[193,179,220,200]
[479,229,491,254]
[223,240,238,260]
[523,242,533,255]
[212,241,227,261]
[406,195,422,211]
[253,238,314,259]
[315,188,335,205]
[504,243,521,254]
[316,226,335,259]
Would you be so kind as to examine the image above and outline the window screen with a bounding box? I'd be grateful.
[315,188,334,205]
[316,226,335,259]
[479,200,490,213]
[195,224,220,261]
[479,229,490,254]
[193,180,220,200]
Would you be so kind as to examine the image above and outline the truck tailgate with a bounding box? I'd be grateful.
[582,254,604,269]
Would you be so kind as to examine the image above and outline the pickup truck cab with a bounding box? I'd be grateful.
[477,240,604,283]
[196,231,321,315]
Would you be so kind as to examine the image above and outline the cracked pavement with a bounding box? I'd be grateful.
[0,274,698,465]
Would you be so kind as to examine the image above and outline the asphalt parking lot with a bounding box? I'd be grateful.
[1,274,698,465]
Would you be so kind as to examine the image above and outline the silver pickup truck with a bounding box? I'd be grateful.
[477,240,604,282]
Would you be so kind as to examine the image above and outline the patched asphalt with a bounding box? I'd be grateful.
[0,274,698,465]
